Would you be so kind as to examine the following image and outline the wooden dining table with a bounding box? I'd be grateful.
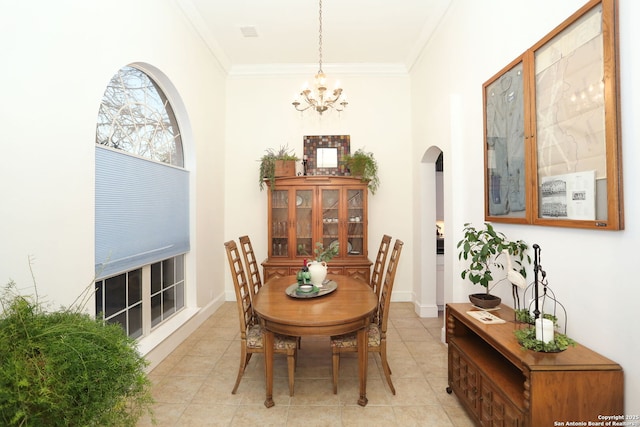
[253,274,378,408]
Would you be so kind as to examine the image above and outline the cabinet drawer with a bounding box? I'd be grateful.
[481,381,524,427]
[326,266,343,276]
[263,267,290,282]
[449,341,480,415]
[344,267,370,283]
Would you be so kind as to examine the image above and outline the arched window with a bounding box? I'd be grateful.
[96,66,184,166]
[94,65,189,338]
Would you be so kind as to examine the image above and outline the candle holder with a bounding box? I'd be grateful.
[513,244,575,352]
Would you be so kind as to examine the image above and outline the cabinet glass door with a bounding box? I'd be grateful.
[295,189,313,257]
[270,189,289,257]
[320,188,340,256]
[346,189,365,256]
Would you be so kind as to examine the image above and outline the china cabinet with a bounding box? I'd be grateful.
[446,303,624,427]
[262,176,372,282]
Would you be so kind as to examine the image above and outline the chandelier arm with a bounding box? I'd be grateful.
[302,92,318,107]
[293,102,313,112]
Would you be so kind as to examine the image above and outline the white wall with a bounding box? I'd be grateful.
[411,0,640,414]
[0,0,228,366]
[224,71,415,301]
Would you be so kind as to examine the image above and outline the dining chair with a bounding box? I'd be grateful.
[330,239,404,395]
[239,235,262,303]
[370,234,392,300]
[224,240,298,396]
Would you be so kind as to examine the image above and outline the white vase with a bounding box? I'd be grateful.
[307,261,327,287]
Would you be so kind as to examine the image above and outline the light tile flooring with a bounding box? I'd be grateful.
[138,302,474,426]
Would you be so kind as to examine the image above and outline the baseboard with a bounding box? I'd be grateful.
[414,301,439,318]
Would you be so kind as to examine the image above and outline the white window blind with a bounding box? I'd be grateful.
[95,146,189,279]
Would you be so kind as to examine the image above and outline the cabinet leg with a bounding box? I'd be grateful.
[446,386,452,394]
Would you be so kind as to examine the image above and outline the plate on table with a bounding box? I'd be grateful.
[285,281,338,298]
[329,240,352,253]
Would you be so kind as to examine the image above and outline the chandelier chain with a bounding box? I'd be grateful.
[318,0,323,73]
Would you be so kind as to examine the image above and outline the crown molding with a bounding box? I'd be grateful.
[228,63,409,78]
[173,0,231,73]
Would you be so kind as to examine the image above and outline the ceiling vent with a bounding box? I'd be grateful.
[240,26,258,38]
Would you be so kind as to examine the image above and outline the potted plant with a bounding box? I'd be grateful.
[457,222,530,309]
[514,320,576,352]
[306,242,339,286]
[0,281,154,426]
[258,144,300,191]
[343,148,380,194]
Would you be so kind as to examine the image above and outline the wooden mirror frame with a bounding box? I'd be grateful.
[303,135,350,176]
[484,0,623,230]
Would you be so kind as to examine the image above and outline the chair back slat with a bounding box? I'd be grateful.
[370,235,392,300]
[239,235,262,301]
[378,239,403,333]
[224,240,253,335]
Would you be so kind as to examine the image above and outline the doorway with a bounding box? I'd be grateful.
[418,147,443,317]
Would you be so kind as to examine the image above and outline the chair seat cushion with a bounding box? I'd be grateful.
[246,324,298,350]
[330,323,380,348]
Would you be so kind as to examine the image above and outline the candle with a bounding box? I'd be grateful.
[535,318,554,344]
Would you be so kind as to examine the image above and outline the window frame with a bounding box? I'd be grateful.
[95,64,190,338]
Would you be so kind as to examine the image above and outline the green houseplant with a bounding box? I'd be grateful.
[0,281,154,426]
[313,241,339,262]
[258,144,300,191]
[343,148,380,194]
[514,324,576,352]
[457,222,530,308]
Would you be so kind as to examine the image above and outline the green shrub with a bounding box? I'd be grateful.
[0,282,154,426]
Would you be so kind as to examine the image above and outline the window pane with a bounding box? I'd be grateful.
[128,269,142,304]
[163,288,175,317]
[175,282,184,311]
[129,303,143,339]
[108,312,127,332]
[96,66,183,167]
[151,262,161,294]
[105,274,126,317]
[95,280,103,316]
[151,294,162,328]
[163,258,174,289]
[175,254,184,282]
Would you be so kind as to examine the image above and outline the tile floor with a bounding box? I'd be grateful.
[138,302,474,426]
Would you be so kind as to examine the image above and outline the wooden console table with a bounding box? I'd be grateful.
[446,303,624,427]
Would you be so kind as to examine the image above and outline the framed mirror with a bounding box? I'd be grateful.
[303,135,350,175]
[483,0,623,230]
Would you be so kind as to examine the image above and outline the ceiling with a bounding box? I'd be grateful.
[177,0,452,74]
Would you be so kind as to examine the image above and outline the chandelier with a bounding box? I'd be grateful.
[292,0,347,115]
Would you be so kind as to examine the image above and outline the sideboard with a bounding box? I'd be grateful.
[446,303,624,426]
